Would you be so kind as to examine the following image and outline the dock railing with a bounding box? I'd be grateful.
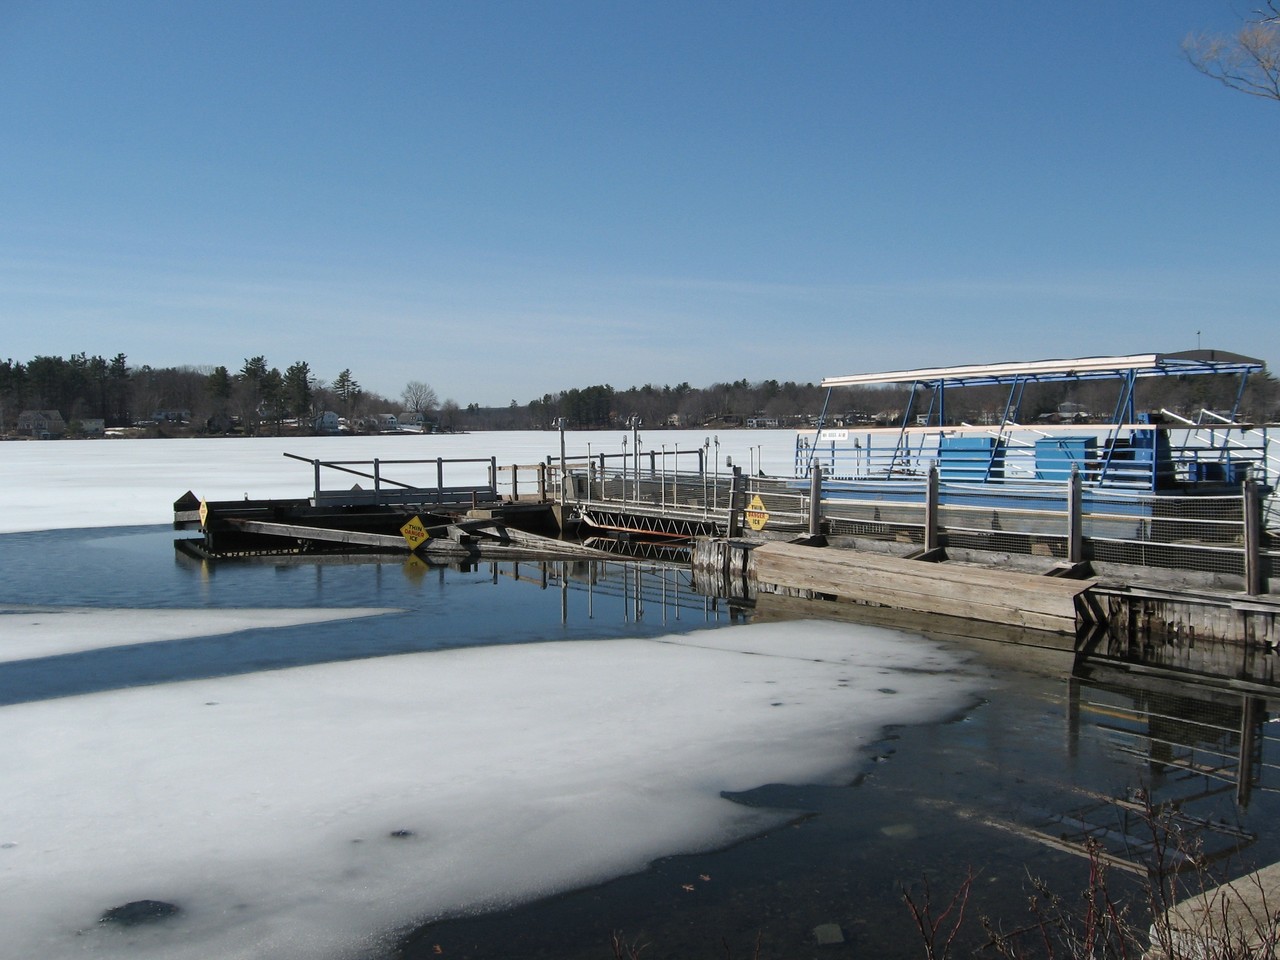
[797,422,1272,491]
[814,469,1273,593]
[285,452,504,507]
[284,449,1272,592]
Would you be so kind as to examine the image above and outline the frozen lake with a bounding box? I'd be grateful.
[0,432,977,959]
[2,433,1277,960]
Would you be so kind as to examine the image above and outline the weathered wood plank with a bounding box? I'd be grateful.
[231,519,408,550]
[753,548,1088,620]
[226,518,615,560]
[754,560,1078,618]
[751,541,1090,634]
[757,542,1092,593]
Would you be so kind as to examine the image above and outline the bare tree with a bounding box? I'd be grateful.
[400,380,438,417]
[439,398,460,432]
[1184,2,1280,102]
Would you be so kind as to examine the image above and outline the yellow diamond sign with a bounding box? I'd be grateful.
[400,515,430,551]
[745,494,769,532]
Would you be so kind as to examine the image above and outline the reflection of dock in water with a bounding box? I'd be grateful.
[994,666,1274,877]
[489,557,746,626]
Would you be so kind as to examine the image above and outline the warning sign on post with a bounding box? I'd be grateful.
[400,515,430,551]
[745,494,769,532]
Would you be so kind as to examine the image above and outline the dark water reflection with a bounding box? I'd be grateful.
[3,526,1279,958]
[0,526,735,705]
[397,645,1280,960]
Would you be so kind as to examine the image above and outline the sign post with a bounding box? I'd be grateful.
[400,516,430,552]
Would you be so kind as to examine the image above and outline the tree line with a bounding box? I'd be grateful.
[1,352,1276,436]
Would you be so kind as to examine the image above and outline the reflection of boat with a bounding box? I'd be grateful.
[796,350,1273,504]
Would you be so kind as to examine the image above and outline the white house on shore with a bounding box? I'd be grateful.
[16,410,67,438]
[313,411,341,433]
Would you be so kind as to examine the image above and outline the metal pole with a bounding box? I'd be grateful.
[1068,464,1083,565]
[633,418,642,502]
[558,418,567,507]
[701,439,709,515]
[727,465,745,538]
[1243,478,1264,595]
[660,445,667,509]
[924,464,939,552]
[808,462,823,536]
[713,436,720,511]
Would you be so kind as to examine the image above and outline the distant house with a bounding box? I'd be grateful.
[313,411,341,434]
[376,413,400,432]
[17,410,67,438]
[77,418,106,436]
[398,411,426,430]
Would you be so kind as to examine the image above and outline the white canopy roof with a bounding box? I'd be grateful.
[821,350,1264,389]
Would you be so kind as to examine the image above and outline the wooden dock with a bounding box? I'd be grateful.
[749,539,1098,636]
[174,492,609,562]
[173,448,1280,691]
[689,534,1280,693]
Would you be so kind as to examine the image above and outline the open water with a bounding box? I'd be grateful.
[3,524,1279,959]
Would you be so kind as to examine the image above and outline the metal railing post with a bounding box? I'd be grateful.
[1068,464,1083,564]
[313,458,321,502]
[808,463,824,536]
[373,458,381,503]
[558,418,567,508]
[437,457,445,504]
[1244,478,1264,595]
[727,466,745,538]
[924,465,939,552]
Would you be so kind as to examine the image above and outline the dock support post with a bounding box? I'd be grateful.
[1243,478,1264,595]
[436,458,445,504]
[924,465,939,552]
[373,459,381,503]
[808,463,824,536]
[538,463,547,502]
[312,458,321,503]
[1068,464,1083,564]
[727,466,744,538]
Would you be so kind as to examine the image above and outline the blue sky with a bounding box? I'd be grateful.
[2,1,1276,406]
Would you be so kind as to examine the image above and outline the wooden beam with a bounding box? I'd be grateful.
[752,541,1095,634]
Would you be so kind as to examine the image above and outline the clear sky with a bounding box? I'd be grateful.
[2,1,1276,407]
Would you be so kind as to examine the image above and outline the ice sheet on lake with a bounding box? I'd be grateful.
[0,617,978,960]
[0,607,398,663]
[0,430,800,533]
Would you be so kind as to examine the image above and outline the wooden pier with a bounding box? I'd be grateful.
[690,535,1280,693]
[175,448,1280,690]
[172,451,606,562]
